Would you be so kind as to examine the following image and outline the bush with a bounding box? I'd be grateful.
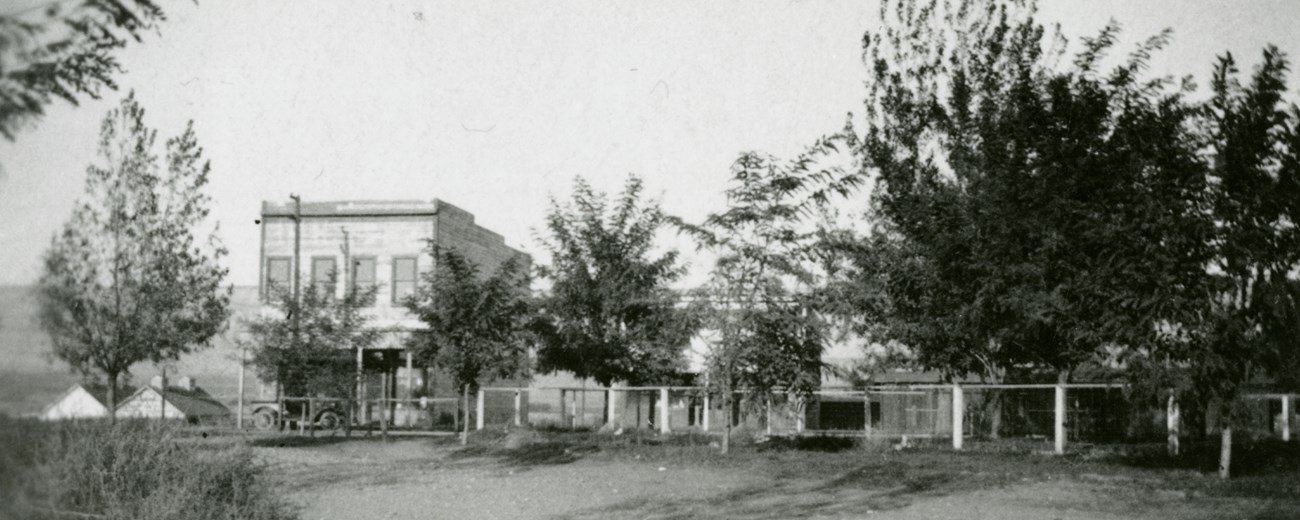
[0,417,297,520]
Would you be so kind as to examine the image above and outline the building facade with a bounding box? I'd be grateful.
[257,199,529,422]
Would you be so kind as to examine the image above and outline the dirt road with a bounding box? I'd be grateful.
[256,438,1290,520]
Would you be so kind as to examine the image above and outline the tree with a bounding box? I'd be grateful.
[404,245,534,393]
[1189,46,1300,478]
[1,1,168,141]
[533,175,697,388]
[848,0,1211,394]
[677,145,858,454]
[37,92,230,422]
[245,264,379,434]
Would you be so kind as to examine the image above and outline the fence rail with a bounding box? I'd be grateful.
[244,384,1298,452]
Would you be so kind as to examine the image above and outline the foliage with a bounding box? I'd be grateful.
[676,146,860,452]
[246,270,379,399]
[404,245,534,391]
[846,0,1212,383]
[680,150,858,398]
[1192,46,1300,423]
[0,417,297,520]
[1,0,169,141]
[533,175,697,386]
[36,92,230,417]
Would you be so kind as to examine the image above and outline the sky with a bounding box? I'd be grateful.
[2,0,1299,288]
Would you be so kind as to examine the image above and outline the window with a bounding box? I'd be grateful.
[350,257,377,292]
[392,256,417,303]
[264,257,291,299]
[311,256,337,295]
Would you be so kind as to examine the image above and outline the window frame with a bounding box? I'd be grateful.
[310,256,338,297]
[263,256,293,300]
[391,255,418,304]
[349,256,378,296]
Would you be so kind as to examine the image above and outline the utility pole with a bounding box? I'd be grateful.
[237,340,246,430]
[290,194,302,351]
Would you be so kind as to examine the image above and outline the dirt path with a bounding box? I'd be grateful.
[256,439,1287,520]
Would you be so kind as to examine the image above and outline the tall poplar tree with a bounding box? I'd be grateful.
[37,92,230,421]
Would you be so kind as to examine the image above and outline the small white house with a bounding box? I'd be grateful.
[116,375,231,424]
[40,383,133,421]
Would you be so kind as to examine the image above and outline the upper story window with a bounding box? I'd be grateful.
[350,257,377,293]
[264,257,292,299]
[392,256,417,303]
[311,256,337,296]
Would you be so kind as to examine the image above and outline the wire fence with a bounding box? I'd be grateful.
[222,385,1298,451]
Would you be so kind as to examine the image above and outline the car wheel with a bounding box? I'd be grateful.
[252,409,278,431]
[317,410,342,430]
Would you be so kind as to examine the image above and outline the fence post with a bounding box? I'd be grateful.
[702,391,710,432]
[570,389,578,430]
[605,387,616,430]
[1167,394,1181,456]
[515,390,523,427]
[1054,384,1066,455]
[659,387,670,434]
[476,388,485,431]
[299,400,307,435]
[1282,395,1291,442]
[952,385,964,451]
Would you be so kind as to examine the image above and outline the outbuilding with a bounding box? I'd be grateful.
[116,376,231,424]
[40,383,134,421]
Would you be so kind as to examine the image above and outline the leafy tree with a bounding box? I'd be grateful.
[847,0,1211,394]
[533,175,697,387]
[404,245,534,393]
[678,146,858,454]
[1188,46,1300,478]
[245,271,379,406]
[1,0,168,141]
[37,92,230,422]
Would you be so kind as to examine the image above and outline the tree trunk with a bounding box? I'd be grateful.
[107,371,119,425]
[1218,426,1232,479]
[460,384,469,446]
[721,389,731,455]
[988,390,1003,439]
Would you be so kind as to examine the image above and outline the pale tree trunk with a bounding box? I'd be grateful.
[1218,426,1232,479]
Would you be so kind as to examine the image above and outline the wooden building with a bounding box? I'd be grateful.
[116,375,231,424]
[257,199,530,423]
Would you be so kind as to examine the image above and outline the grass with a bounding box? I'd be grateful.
[0,417,298,520]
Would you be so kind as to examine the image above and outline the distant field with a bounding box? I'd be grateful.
[0,370,80,416]
[0,285,262,416]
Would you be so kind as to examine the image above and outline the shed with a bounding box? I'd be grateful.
[116,376,231,424]
[40,383,134,421]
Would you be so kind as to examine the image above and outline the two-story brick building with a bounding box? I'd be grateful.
[258,198,529,424]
